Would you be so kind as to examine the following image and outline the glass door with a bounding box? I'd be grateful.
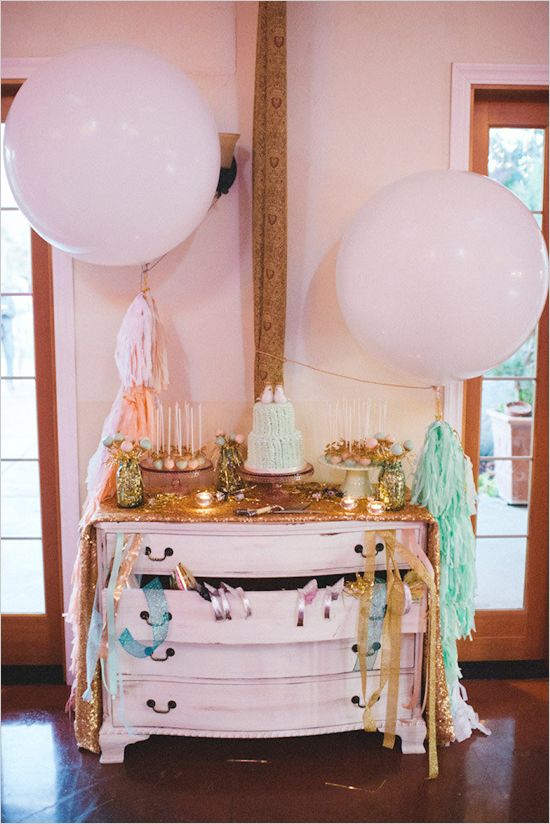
[1,86,64,666]
[460,89,548,661]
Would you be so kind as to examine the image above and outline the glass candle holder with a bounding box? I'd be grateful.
[195,490,214,508]
[341,495,358,512]
[367,500,386,515]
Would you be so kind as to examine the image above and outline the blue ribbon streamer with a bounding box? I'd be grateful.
[103,533,127,697]
[118,577,170,658]
[353,579,386,673]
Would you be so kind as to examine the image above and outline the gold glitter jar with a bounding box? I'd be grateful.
[378,462,406,510]
[116,459,144,508]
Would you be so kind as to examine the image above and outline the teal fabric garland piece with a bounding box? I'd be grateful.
[104,533,127,696]
[118,577,170,658]
[353,579,386,673]
[411,420,476,699]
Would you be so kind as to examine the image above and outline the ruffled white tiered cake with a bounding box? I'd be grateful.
[245,391,305,474]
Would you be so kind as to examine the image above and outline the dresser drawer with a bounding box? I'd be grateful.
[111,587,426,646]
[101,523,426,577]
[111,671,416,732]
[118,635,417,679]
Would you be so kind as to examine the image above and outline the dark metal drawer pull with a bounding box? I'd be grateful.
[140,610,172,626]
[351,695,365,708]
[150,647,175,662]
[146,699,176,714]
[351,642,381,655]
[144,546,174,561]
[354,542,385,557]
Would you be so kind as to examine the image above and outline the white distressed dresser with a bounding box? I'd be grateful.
[95,519,431,763]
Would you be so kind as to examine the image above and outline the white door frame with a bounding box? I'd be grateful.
[2,57,81,680]
[444,63,549,434]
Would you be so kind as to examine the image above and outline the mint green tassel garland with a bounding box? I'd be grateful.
[411,420,477,699]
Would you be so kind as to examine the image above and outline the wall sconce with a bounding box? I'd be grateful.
[216,132,240,198]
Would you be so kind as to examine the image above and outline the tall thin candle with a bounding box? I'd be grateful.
[198,403,202,451]
[185,403,190,451]
[190,405,195,455]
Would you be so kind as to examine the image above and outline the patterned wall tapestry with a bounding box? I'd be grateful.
[252,0,287,399]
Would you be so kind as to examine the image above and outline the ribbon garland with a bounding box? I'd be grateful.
[351,529,439,779]
[118,577,171,658]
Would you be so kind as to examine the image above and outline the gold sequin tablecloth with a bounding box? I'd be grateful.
[73,488,454,754]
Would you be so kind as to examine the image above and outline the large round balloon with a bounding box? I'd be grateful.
[3,44,220,266]
[336,170,548,384]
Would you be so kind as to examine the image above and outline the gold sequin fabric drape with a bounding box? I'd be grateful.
[72,492,453,755]
[253,1,287,398]
[73,525,102,754]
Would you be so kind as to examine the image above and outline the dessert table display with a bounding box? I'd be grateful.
[72,489,454,779]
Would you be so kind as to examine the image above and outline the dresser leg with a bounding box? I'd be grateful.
[396,719,427,754]
[99,726,150,764]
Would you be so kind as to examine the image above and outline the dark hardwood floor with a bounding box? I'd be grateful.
[1,678,548,823]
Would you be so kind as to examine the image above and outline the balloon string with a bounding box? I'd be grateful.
[256,350,435,391]
[141,252,168,292]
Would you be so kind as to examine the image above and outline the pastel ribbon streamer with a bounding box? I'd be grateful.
[118,577,170,658]
[220,582,252,619]
[323,577,345,619]
[104,533,127,696]
[296,579,318,626]
[204,583,225,621]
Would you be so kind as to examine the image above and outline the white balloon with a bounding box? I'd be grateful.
[3,44,220,266]
[336,170,548,384]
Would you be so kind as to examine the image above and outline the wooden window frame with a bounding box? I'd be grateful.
[445,63,549,433]
[450,68,549,661]
[2,60,80,677]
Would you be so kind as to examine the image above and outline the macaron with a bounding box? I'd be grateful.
[164,457,175,470]
[139,437,152,450]
[365,437,378,449]
[390,443,403,456]
[403,440,414,451]
[153,459,164,470]
[120,440,134,453]
[113,432,125,443]
[102,435,114,447]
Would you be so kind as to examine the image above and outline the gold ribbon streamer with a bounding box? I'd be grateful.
[351,529,439,779]
[379,530,439,779]
[380,532,405,750]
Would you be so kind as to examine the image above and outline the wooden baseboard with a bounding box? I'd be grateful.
[1,665,64,685]
[459,659,548,680]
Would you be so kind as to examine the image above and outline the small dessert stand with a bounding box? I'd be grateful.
[141,460,214,495]
[318,456,378,498]
[239,463,314,503]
